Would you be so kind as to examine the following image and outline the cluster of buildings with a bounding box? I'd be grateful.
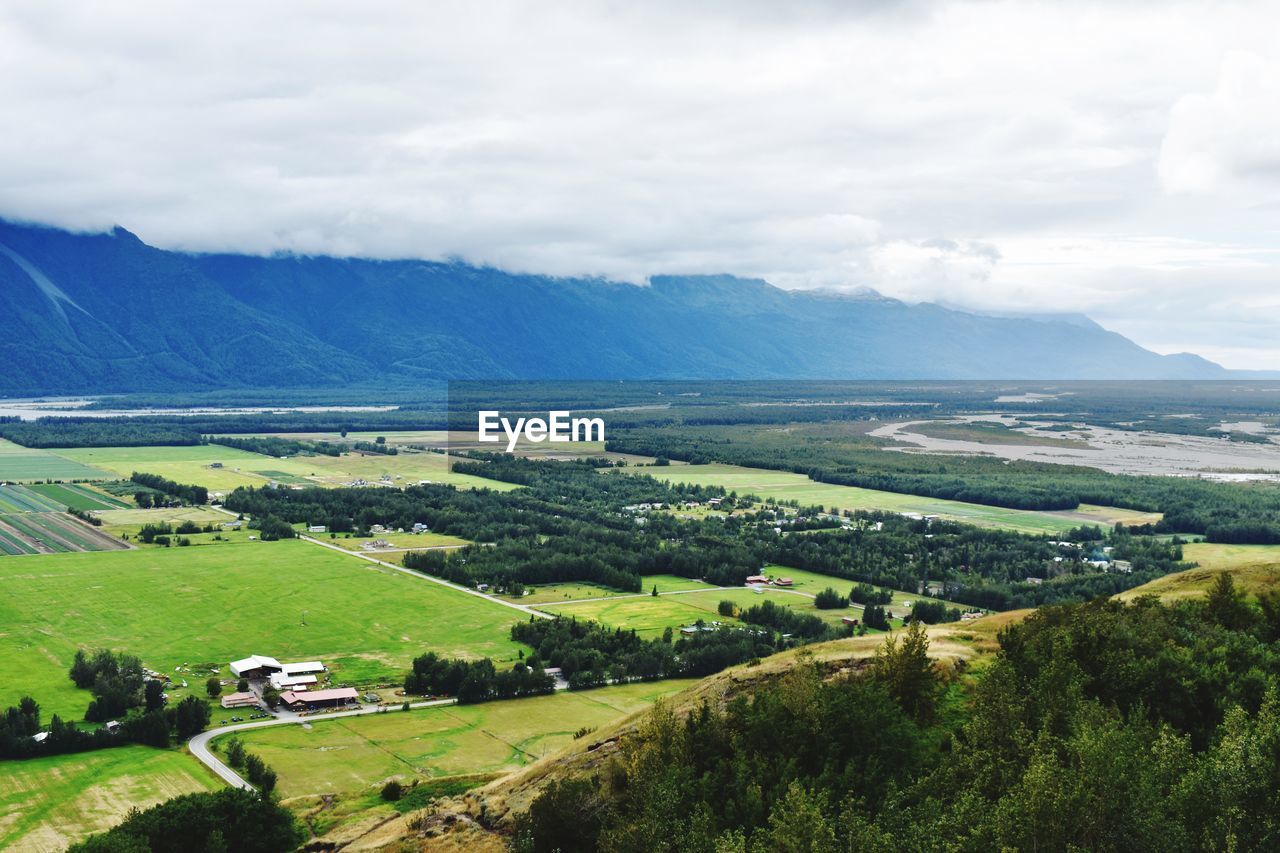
[745,574,794,588]
[220,654,359,711]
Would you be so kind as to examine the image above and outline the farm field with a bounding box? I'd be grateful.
[94,506,234,539]
[0,745,220,852]
[0,511,128,556]
[755,565,978,617]
[512,574,712,605]
[542,586,837,637]
[0,437,112,483]
[0,539,528,719]
[26,482,131,511]
[1117,543,1280,602]
[0,483,66,513]
[55,444,519,494]
[54,445,295,493]
[619,462,1158,534]
[328,531,471,552]
[220,681,692,798]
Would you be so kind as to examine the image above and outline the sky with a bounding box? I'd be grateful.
[1,1,1279,369]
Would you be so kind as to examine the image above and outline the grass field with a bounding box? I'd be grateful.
[219,681,691,798]
[1118,543,1280,602]
[0,539,528,719]
[0,438,112,483]
[94,506,234,539]
[26,483,131,511]
[541,586,839,637]
[328,531,471,552]
[511,574,712,605]
[619,463,1158,534]
[55,444,518,494]
[0,746,220,851]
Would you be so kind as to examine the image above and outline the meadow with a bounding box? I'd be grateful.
[622,462,1157,534]
[0,438,112,483]
[0,539,528,719]
[0,746,220,852]
[328,531,471,552]
[54,444,518,494]
[219,681,691,799]
[511,574,713,605]
[1118,542,1280,602]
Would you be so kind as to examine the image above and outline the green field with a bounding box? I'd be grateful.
[26,483,131,511]
[0,745,220,851]
[621,463,1158,534]
[541,586,839,637]
[329,531,471,552]
[0,483,66,513]
[512,574,712,605]
[1119,543,1280,603]
[94,506,235,539]
[0,539,528,719]
[220,681,691,798]
[55,444,518,494]
[0,438,113,483]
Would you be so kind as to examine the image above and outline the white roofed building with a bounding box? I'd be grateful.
[229,654,283,679]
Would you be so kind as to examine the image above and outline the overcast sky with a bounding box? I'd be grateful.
[2,1,1279,368]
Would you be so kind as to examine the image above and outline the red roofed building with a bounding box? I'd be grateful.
[745,575,769,585]
[279,687,359,710]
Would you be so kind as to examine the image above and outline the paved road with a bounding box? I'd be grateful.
[189,697,456,789]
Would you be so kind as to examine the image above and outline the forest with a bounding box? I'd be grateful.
[515,582,1280,852]
[227,455,1185,609]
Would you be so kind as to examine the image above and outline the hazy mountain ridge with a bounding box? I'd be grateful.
[0,219,1237,394]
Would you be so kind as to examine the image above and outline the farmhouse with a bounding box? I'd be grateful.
[279,686,359,710]
[774,577,794,587]
[229,654,283,679]
[745,575,770,585]
[221,692,260,709]
[841,616,860,626]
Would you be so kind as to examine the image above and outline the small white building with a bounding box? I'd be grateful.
[229,654,283,679]
[308,525,327,533]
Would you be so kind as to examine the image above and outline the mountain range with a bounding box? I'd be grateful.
[0,218,1243,395]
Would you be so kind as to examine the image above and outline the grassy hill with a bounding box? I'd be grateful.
[1117,542,1280,602]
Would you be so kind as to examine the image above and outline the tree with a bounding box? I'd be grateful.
[652,585,659,597]
[236,678,249,693]
[1204,571,1254,631]
[206,677,222,698]
[68,788,303,852]
[863,604,890,631]
[381,780,404,801]
[144,680,166,712]
[871,620,938,723]
[170,695,211,739]
[814,587,849,609]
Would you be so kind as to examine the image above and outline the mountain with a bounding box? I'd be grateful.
[0,218,1238,394]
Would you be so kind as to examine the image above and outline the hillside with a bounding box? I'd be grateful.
[297,618,1013,850]
[0,218,1235,395]
[1117,543,1280,602]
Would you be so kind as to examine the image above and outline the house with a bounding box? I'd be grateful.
[841,616,860,626]
[221,692,260,709]
[745,575,770,585]
[1024,577,1044,585]
[104,720,122,733]
[774,578,794,587]
[279,687,360,710]
[707,498,723,507]
[229,654,283,679]
[307,524,327,533]
[960,611,983,621]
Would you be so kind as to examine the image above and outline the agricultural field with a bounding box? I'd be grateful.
[94,506,234,540]
[218,681,691,799]
[0,437,112,483]
[754,565,978,618]
[621,462,1159,534]
[55,443,518,494]
[0,539,528,719]
[541,586,839,637]
[0,511,128,556]
[26,482,131,511]
[327,531,471,552]
[1118,543,1280,602]
[0,483,66,513]
[511,574,713,605]
[0,745,220,852]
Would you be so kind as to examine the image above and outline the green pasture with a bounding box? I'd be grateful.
[0,745,220,851]
[621,462,1155,534]
[27,482,130,511]
[541,586,835,637]
[0,539,528,720]
[327,531,471,552]
[510,574,712,605]
[220,681,690,798]
[0,438,112,483]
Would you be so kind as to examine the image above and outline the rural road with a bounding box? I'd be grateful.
[188,697,457,789]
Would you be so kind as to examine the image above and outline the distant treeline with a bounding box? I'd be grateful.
[130,472,208,506]
[226,455,1186,611]
[608,424,1280,542]
[210,435,342,457]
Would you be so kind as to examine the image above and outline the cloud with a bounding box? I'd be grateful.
[1159,51,1280,194]
[0,1,1278,366]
